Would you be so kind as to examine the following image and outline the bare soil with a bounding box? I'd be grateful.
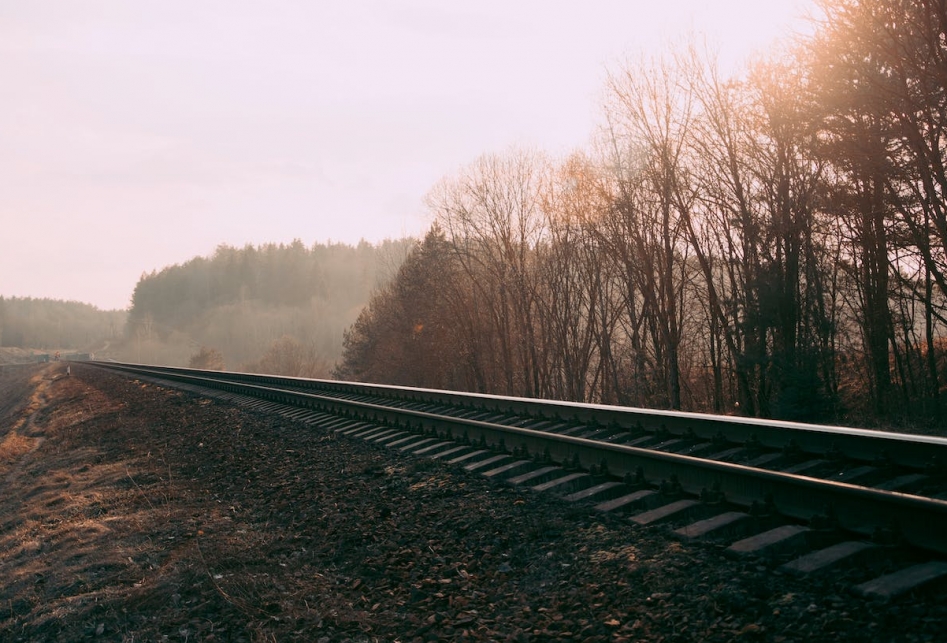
[0,363,944,642]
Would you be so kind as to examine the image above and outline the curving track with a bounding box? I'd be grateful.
[86,361,947,600]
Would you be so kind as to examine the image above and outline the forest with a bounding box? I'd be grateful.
[335,0,947,427]
[121,239,412,374]
[0,297,125,355]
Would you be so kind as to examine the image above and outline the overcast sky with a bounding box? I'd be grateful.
[0,1,815,310]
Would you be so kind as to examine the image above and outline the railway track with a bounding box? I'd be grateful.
[87,361,947,600]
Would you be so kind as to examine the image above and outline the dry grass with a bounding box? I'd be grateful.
[0,431,36,463]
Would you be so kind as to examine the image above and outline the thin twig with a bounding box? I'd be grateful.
[194,537,267,617]
[125,468,157,513]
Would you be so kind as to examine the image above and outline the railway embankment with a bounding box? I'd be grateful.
[0,363,944,641]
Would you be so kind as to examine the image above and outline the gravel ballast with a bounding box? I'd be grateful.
[0,363,944,642]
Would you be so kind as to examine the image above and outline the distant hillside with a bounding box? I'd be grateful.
[0,347,48,365]
[0,297,125,356]
[118,239,414,373]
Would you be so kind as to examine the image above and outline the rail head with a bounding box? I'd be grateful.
[89,361,947,471]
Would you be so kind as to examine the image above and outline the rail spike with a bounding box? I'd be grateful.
[700,481,725,504]
[622,466,647,488]
[660,475,683,497]
[872,521,902,547]
[809,505,839,531]
[749,493,775,518]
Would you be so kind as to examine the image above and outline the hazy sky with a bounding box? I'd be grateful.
[1,1,815,310]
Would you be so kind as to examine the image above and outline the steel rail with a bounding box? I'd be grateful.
[85,361,947,555]
[98,362,947,471]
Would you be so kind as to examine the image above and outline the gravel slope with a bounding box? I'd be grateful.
[0,363,944,642]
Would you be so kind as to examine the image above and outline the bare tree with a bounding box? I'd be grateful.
[601,53,700,410]
[428,149,549,397]
[188,346,225,370]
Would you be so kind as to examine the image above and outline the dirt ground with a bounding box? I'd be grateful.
[0,363,944,642]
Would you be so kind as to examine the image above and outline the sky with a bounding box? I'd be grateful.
[0,1,816,310]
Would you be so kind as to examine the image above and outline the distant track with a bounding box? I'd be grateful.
[86,361,947,599]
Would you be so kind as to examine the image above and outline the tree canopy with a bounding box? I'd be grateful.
[122,239,413,373]
[0,297,124,352]
[336,0,947,429]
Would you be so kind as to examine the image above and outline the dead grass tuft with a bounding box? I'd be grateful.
[0,431,36,464]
